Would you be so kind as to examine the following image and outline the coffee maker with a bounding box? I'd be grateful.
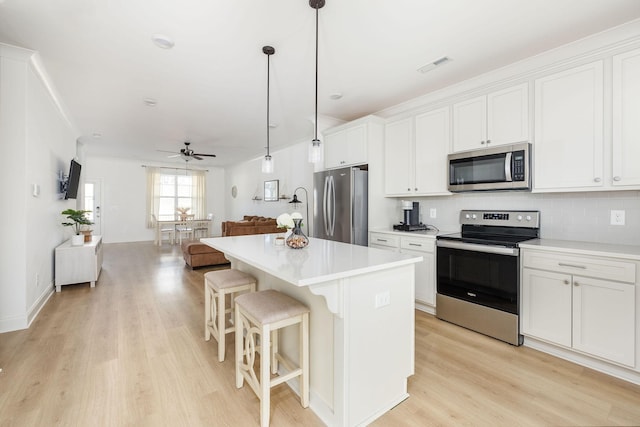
[393,201,428,231]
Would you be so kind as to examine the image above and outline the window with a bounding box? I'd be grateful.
[146,167,206,227]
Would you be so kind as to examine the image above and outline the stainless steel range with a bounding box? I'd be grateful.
[436,210,540,346]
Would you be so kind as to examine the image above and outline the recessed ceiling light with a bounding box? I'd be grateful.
[417,56,451,74]
[151,34,175,49]
[329,93,343,100]
[143,98,158,107]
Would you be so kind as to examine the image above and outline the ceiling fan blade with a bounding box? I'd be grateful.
[167,154,181,158]
[192,155,203,160]
[194,153,217,158]
[157,149,178,154]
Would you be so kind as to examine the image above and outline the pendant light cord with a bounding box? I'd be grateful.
[314,3,319,141]
[267,51,271,156]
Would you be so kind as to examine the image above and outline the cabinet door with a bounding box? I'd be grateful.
[414,108,451,195]
[324,130,347,169]
[384,117,413,195]
[452,95,486,152]
[401,248,434,306]
[572,276,635,367]
[521,268,572,347]
[534,61,604,190]
[345,124,367,166]
[487,83,529,146]
[612,48,640,187]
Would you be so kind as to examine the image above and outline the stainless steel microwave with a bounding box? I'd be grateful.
[447,142,531,192]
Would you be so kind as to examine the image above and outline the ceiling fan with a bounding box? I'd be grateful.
[159,141,216,161]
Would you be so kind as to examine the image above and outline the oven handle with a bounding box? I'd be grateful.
[436,239,519,256]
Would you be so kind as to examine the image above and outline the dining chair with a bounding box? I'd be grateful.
[152,214,175,246]
[176,220,195,244]
[193,213,214,238]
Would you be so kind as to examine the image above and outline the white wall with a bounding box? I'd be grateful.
[0,44,78,333]
[84,156,227,243]
[225,140,315,234]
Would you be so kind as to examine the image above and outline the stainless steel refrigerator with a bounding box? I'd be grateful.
[313,166,368,246]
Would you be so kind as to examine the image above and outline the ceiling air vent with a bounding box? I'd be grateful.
[417,56,451,74]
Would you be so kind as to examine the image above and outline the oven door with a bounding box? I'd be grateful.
[436,240,520,314]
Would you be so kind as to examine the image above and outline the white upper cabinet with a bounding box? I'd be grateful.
[534,61,605,191]
[612,48,640,187]
[452,83,529,152]
[324,123,367,169]
[384,107,451,196]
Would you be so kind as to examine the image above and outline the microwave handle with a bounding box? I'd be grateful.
[504,152,512,182]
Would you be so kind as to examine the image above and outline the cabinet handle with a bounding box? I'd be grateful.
[376,238,388,242]
[558,262,586,269]
[408,243,422,247]
[613,176,621,181]
[594,177,601,183]
[574,281,580,287]
[486,139,491,144]
[407,188,411,191]
[563,280,570,285]
[480,140,485,145]
[414,188,418,191]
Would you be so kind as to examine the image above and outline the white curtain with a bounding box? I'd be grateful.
[192,170,206,219]
[146,167,207,228]
[146,167,162,228]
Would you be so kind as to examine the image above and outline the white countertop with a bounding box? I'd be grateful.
[520,238,640,261]
[201,234,423,287]
[369,228,457,238]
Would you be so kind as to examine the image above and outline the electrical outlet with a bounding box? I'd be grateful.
[610,210,626,226]
[430,208,437,219]
[375,291,390,308]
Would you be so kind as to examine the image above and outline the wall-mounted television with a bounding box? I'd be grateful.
[64,159,82,199]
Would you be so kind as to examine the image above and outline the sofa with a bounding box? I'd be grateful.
[181,216,282,268]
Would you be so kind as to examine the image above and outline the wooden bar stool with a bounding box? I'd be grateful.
[234,290,310,427]
[204,269,256,362]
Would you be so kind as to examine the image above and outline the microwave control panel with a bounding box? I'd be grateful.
[512,150,525,181]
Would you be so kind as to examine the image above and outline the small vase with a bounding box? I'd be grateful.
[71,234,84,246]
[285,219,309,249]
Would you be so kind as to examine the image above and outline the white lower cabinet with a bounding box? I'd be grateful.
[370,231,436,311]
[521,249,636,368]
[55,235,103,292]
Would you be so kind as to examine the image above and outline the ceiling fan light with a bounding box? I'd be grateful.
[262,155,274,174]
[308,139,323,164]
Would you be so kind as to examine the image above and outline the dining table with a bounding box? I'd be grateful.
[154,218,212,245]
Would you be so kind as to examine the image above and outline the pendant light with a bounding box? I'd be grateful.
[308,0,325,164]
[262,45,275,173]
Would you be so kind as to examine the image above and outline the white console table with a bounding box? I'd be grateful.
[55,235,103,292]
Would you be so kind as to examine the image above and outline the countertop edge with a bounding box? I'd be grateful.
[519,238,640,261]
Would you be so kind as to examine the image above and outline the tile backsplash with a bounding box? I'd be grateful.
[406,190,640,246]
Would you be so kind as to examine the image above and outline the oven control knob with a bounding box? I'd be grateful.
[471,214,477,220]
[517,215,523,221]
[526,215,532,221]
[465,214,470,219]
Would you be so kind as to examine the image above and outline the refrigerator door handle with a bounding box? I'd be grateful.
[329,175,336,236]
[323,176,330,236]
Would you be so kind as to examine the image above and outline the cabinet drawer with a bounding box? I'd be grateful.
[369,233,399,248]
[522,250,636,283]
[400,237,435,253]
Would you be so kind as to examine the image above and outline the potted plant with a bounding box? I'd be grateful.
[61,209,93,245]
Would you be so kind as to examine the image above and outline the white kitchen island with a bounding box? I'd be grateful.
[201,234,422,427]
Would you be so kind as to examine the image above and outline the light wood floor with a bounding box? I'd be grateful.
[1,242,639,426]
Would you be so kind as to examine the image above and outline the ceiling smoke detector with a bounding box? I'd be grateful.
[417,56,450,74]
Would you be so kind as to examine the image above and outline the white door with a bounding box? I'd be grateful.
[84,179,102,235]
